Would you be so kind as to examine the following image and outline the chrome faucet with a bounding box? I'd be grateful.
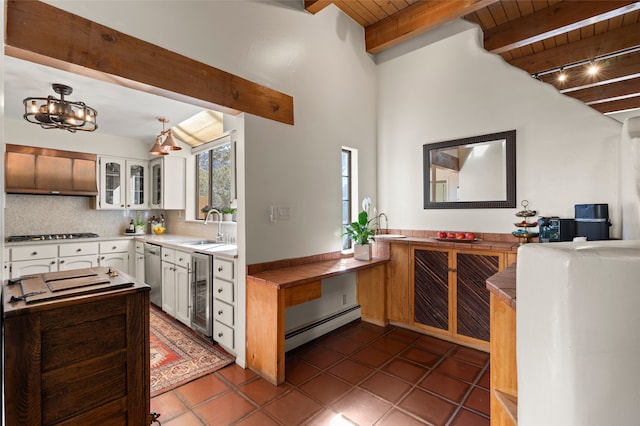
[203,209,224,242]
[376,212,388,235]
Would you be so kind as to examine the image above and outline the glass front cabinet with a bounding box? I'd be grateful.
[98,157,148,209]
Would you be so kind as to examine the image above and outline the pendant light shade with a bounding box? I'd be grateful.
[161,130,181,151]
[149,135,168,156]
[149,117,181,155]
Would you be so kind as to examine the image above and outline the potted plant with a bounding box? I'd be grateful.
[221,206,236,222]
[343,197,377,260]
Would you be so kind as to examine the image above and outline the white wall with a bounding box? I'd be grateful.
[376,21,622,236]
[42,1,378,265]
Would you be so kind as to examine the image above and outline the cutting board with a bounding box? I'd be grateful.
[17,267,134,304]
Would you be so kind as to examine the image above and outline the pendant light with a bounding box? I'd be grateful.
[149,117,182,155]
[23,83,97,132]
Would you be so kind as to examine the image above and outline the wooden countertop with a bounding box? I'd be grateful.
[486,262,517,310]
[247,256,389,289]
[375,236,520,253]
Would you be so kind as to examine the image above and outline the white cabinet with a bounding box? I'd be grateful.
[149,156,185,210]
[213,256,236,353]
[58,242,99,270]
[7,240,131,279]
[10,244,58,279]
[98,240,130,273]
[161,247,191,326]
[134,241,145,283]
[98,157,148,209]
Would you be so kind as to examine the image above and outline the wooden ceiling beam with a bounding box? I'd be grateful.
[364,0,499,54]
[5,0,295,125]
[507,22,640,75]
[304,0,333,15]
[484,1,640,54]
[589,95,640,114]
[564,77,640,104]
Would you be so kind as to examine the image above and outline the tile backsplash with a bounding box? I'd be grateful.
[4,194,237,242]
[5,194,156,238]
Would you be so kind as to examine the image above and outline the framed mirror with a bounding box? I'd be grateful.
[423,130,516,209]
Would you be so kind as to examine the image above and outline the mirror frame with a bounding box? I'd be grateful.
[423,130,516,209]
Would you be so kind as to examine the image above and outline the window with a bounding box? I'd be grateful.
[342,148,353,250]
[196,141,232,220]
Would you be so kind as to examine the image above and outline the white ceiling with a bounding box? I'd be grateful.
[3,56,206,142]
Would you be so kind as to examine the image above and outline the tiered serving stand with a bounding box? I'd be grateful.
[512,200,539,245]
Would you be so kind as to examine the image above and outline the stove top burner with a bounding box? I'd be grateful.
[7,233,100,242]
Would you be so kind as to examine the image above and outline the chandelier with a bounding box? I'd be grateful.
[23,83,97,132]
[149,117,182,155]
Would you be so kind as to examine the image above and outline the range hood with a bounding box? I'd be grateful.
[5,144,98,196]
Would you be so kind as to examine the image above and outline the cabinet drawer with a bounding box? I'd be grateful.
[175,251,191,269]
[59,242,99,257]
[214,299,234,326]
[214,278,234,304]
[214,320,234,350]
[161,247,176,263]
[214,258,234,281]
[11,244,58,261]
[99,240,130,254]
[135,241,144,253]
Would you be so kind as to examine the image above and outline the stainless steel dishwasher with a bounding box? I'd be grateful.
[144,243,162,307]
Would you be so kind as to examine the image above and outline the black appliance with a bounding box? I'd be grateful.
[574,203,611,241]
[191,253,213,337]
[538,217,576,242]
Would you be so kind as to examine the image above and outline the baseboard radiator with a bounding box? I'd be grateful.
[284,305,362,352]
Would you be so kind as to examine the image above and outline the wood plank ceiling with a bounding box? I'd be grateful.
[305,0,640,116]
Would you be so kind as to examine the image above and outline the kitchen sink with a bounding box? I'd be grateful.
[183,239,221,246]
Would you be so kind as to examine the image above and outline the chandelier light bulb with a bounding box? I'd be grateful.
[587,62,599,76]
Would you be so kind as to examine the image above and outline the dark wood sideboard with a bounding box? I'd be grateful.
[3,268,150,425]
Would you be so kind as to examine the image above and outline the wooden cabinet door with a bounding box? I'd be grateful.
[387,243,410,323]
[413,248,450,332]
[455,251,500,342]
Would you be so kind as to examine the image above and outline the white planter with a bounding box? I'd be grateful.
[353,243,372,261]
[223,213,233,221]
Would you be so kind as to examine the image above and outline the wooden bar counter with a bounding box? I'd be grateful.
[3,268,150,425]
[246,256,388,385]
[486,263,518,426]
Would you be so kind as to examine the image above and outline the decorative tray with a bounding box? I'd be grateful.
[512,231,539,238]
[514,222,537,228]
[434,238,481,243]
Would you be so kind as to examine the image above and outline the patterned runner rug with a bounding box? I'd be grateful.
[150,304,234,397]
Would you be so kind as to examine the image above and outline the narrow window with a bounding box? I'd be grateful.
[196,142,232,219]
[342,148,352,250]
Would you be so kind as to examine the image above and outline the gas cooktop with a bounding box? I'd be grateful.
[6,233,100,242]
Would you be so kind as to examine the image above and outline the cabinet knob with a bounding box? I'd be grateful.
[112,246,117,250]
[218,266,223,272]
[179,257,183,262]
[76,248,82,252]
[218,332,223,338]
[218,310,223,315]
[217,288,223,293]
[31,251,37,256]
[60,260,65,264]
[50,260,55,265]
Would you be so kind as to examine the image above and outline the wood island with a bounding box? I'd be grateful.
[3,267,150,425]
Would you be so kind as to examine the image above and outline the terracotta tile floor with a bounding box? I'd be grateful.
[151,320,490,425]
